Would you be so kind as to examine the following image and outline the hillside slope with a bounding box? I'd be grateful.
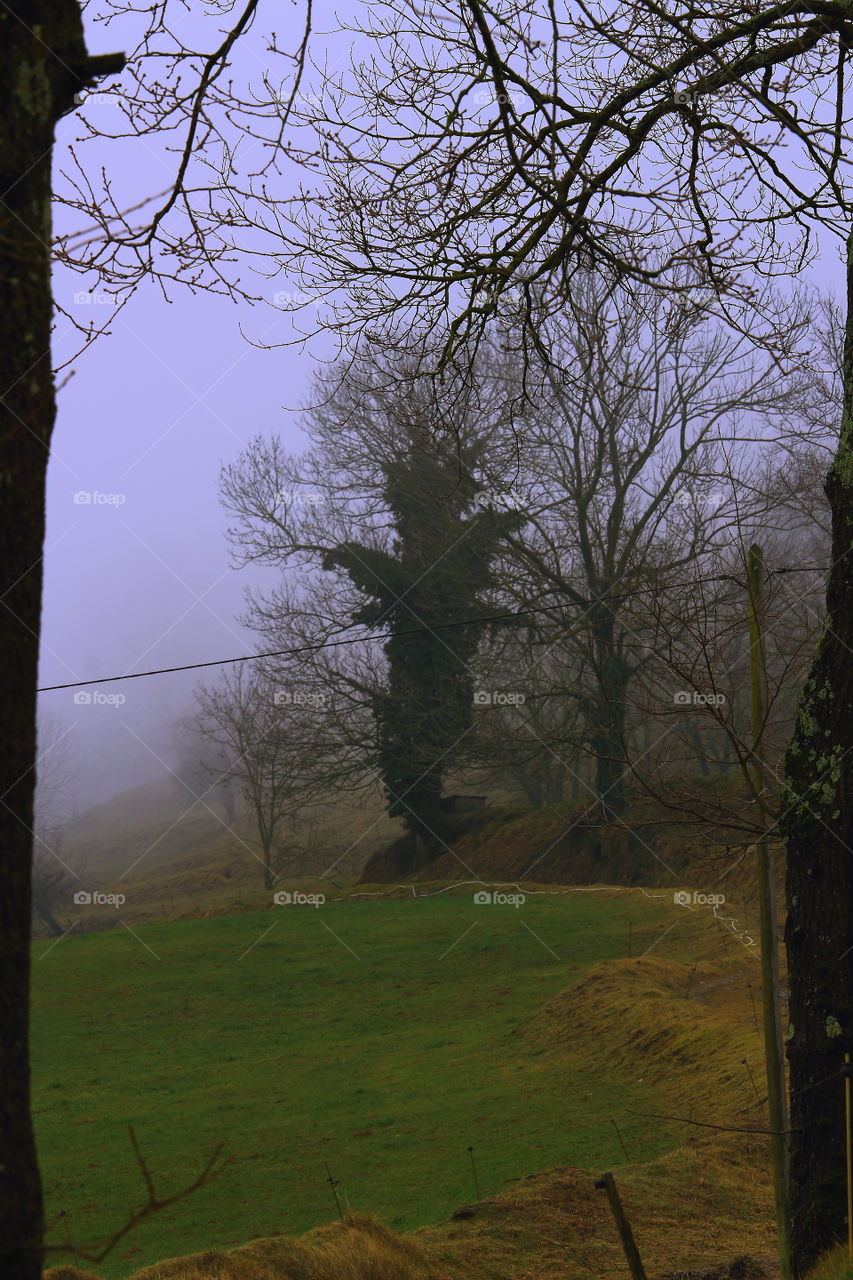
[361,795,766,908]
[47,776,398,931]
[46,943,786,1280]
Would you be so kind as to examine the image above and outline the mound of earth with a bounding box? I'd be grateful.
[359,802,730,887]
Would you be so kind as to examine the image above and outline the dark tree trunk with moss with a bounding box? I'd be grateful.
[0,7,121,1277]
[326,440,523,861]
[784,230,853,1278]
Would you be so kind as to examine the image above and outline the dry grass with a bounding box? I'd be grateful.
[802,1247,853,1280]
[414,944,782,1280]
[45,1214,463,1280]
[525,950,764,1117]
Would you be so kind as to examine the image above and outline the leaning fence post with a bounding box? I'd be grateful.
[594,1171,648,1280]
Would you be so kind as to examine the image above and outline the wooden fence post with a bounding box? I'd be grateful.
[594,1171,648,1280]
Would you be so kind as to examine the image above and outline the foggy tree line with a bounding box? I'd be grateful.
[194,273,832,877]
[272,9,853,1271]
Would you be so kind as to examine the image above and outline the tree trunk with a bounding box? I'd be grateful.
[400,828,441,873]
[0,7,99,1276]
[221,782,237,824]
[514,765,542,807]
[568,755,582,803]
[545,755,566,805]
[784,228,853,1278]
[34,907,64,939]
[588,618,631,819]
[592,729,626,817]
[263,844,275,891]
[685,718,711,777]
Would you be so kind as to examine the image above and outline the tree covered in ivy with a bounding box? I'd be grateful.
[325,434,523,857]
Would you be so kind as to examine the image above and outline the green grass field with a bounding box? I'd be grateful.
[32,886,694,1277]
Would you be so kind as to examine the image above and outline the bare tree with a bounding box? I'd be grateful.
[169,715,240,825]
[223,305,820,864]
[193,663,334,890]
[268,8,853,1268]
[32,711,78,835]
[631,519,830,843]
[470,277,807,818]
[30,851,73,940]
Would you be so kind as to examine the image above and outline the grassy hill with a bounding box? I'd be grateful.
[49,777,399,933]
[34,882,782,1279]
[361,792,769,921]
[51,772,768,940]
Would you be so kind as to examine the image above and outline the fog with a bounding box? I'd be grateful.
[38,279,320,812]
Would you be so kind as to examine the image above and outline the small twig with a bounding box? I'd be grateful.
[44,1126,232,1263]
[467,1144,481,1202]
[747,980,760,1033]
[324,1161,344,1220]
[742,1057,762,1102]
[624,1107,799,1135]
[611,1117,631,1161]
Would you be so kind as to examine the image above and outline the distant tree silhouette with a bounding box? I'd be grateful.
[325,432,522,859]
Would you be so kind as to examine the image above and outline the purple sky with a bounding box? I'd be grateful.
[35,3,359,809]
[39,1,331,806]
[40,277,316,806]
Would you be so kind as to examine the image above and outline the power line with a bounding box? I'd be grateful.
[37,565,827,693]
